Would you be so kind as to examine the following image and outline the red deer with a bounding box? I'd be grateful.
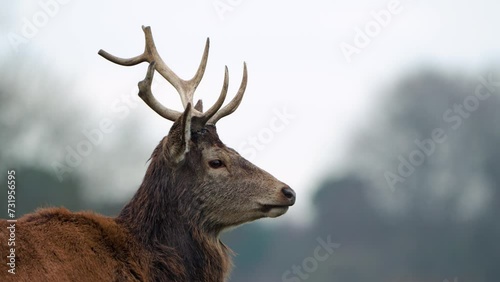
[0,26,295,281]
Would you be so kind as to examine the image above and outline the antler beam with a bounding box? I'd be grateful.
[98,26,247,125]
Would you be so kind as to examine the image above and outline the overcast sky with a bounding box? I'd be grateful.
[2,0,500,224]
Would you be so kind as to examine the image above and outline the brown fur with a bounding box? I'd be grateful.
[0,117,295,281]
[1,208,149,281]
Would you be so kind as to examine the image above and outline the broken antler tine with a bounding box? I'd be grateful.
[208,62,247,124]
[201,66,229,124]
[138,61,182,121]
[194,100,204,112]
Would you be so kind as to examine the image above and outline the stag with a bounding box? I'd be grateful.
[0,26,295,281]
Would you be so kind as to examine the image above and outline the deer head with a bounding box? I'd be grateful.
[98,26,295,236]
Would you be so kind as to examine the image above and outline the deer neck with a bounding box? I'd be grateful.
[116,158,232,281]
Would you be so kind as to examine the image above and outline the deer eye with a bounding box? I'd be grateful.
[208,160,224,169]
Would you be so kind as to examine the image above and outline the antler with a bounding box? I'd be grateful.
[98,25,247,125]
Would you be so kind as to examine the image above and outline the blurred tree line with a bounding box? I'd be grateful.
[226,69,500,282]
[0,56,149,216]
[1,55,499,281]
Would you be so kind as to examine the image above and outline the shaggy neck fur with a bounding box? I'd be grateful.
[117,139,232,282]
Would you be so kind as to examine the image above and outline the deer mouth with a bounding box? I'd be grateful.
[259,204,290,218]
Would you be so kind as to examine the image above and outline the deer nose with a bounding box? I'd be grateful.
[281,186,296,205]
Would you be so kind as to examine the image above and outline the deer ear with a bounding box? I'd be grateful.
[165,104,192,164]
